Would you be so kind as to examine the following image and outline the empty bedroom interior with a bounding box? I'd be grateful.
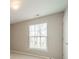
[10,0,68,59]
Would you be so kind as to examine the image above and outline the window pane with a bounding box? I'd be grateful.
[29,25,35,36]
[35,24,40,36]
[40,23,47,36]
[29,37,35,48]
[41,37,47,50]
[34,37,41,48]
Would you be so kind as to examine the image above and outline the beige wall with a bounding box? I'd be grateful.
[10,12,64,59]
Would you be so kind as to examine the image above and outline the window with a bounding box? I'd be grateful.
[29,23,47,50]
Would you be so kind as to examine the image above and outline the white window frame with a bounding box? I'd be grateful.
[29,23,48,51]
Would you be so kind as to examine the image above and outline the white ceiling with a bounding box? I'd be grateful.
[10,0,67,24]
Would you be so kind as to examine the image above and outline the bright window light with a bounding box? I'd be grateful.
[29,23,47,51]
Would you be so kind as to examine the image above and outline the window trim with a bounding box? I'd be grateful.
[28,23,48,51]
